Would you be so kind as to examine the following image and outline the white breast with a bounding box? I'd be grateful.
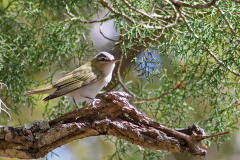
[67,64,114,103]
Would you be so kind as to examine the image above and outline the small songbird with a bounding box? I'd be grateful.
[24,52,120,108]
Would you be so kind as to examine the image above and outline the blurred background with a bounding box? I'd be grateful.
[1,0,240,160]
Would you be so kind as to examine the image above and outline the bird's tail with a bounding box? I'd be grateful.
[24,86,56,96]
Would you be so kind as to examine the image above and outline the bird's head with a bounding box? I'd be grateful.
[91,52,120,75]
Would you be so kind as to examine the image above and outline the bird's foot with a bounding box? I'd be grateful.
[86,97,99,107]
[92,98,99,107]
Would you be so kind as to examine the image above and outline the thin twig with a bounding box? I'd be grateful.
[116,29,144,99]
[64,1,116,24]
[231,0,240,3]
[181,9,194,19]
[0,82,8,90]
[147,3,156,26]
[162,0,180,29]
[17,0,56,40]
[117,47,143,99]
[100,0,135,24]
[153,1,172,15]
[117,31,181,101]
[0,82,11,120]
[176,7,240,77]
[0,100,11,119]
[169,0,218,9]
[121,0,154,20]
[151,14,175,21]
[17,0,42,26]
[215,4,238,37]
[201,43,240,76]
[196,131,230,141]
[99,22,119,42]
[222,99,240,112]
[67,14,116,24]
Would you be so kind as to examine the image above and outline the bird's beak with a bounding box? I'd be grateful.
[111,59,121,62]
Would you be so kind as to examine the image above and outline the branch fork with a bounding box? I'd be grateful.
[0,91,228,159]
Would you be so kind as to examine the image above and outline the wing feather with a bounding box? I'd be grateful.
[43,63,102,101]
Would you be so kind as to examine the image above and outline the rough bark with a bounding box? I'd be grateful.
[0,91,228,159]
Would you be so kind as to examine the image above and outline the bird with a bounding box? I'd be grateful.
[24,52,120,108]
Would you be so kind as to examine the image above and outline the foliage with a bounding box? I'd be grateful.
[0,0,240,159]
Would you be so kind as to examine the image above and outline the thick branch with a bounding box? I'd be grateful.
[0,92,228,159]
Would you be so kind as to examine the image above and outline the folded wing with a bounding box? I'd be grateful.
[43,64,102,101]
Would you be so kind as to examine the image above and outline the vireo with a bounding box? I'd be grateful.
[24,52,120,108]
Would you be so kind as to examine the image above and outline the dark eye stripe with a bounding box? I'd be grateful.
[97,54,107,58]
[101,58,111,61]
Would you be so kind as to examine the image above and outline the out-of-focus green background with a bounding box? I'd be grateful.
[1,0,240,160]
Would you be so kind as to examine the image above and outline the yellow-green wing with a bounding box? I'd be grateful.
[43,63,102,101]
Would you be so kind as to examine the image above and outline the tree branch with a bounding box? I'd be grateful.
[0,92,228,159]
[176,7,240,77]
[100,0,135,23]
[231,0,240,3]
[215,4,238,37]
[99,21,119,42]
[63,1,116,24]
[169,0,218,9]
[121,0,154,20]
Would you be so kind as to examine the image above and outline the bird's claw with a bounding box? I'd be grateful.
[91,98,99,107]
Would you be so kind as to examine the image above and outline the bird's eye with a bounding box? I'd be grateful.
[101,58,106,61]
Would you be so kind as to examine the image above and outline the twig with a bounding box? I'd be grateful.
[180,9,194,19]
[99,22,119,42]
[16,0,56,40]
[180,9,210,15]
[195,131,230,141]
[215,4,238,37]
[159,0,180,35]
[100,0,135,24]
[147,3,156,26]
[64,1,116,24]
[117,28,181,101]
[17,0,42,26]
[176,7,240,77]
[117,47,182,102]
[169,0,218,9]
[0,82,8,90]
[121,0,154,20]
[0,82,11,120]
[222,99,240,112]
[201,43,240,77]
[117,33,143,99]
[153,1,172,15]
[231,0,240,3]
